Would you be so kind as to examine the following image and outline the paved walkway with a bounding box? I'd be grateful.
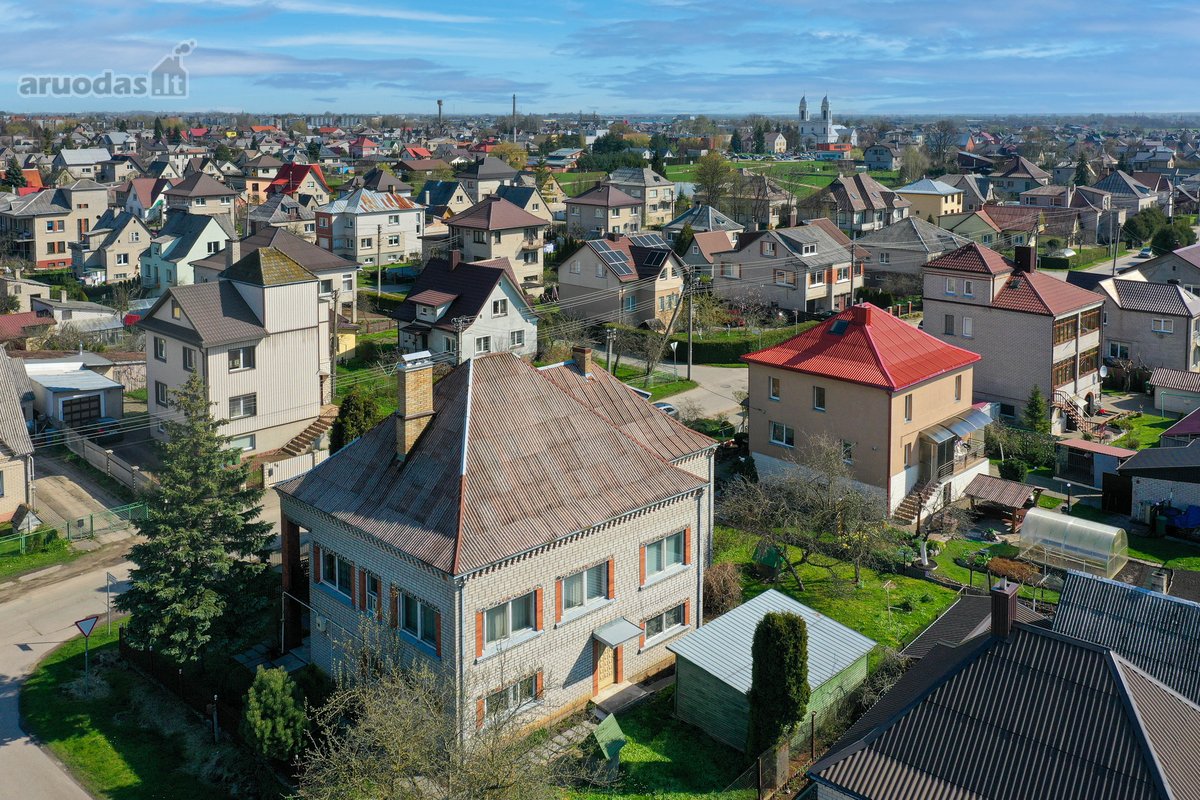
[0,560,133,800]
[616,355,748,422]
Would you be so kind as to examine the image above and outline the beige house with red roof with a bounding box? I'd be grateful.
[923,243,1104,433]
[743,303,987,520]
[275,348,716,731]
[445,196,549,294]
[565,184,643,239]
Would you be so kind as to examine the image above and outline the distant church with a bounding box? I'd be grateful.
[797,95,837,146]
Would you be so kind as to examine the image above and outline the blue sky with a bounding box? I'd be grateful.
[1,0,1198,116]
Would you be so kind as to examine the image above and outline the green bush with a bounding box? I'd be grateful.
[998,458,1028,482]
[241,666,307,763]
[747,612,810,756]
[1040,255,1070,270]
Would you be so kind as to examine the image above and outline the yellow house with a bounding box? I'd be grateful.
[743,303,990,520]
[896,177,965,221]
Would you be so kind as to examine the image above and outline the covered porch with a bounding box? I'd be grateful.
[918,406,992,486]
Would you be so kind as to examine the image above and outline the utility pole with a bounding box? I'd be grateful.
[451,315,473,365]
[376,224,382,291]
[686,274,694,381]
[1110,207,1118,276]
[329,288,339,400]
[605,326,615,371]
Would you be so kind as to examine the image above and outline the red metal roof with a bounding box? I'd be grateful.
[1057,438,1136,459]
[926,242,1013,275]
[742,303,980,391]
[0,311,50,341]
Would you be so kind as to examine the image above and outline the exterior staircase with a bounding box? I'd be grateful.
[892,481,938,526]
[278,404,339,458]
[1052,391,1096,435]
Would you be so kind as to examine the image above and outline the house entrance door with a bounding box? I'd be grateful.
[595,642,616,692]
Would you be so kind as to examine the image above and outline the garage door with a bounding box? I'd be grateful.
[61,395,101,428]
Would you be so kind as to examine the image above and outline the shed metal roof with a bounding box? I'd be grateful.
[25,368,123,393]
[668,589,876,695]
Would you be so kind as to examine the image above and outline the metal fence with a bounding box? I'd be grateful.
[39,501,147,542]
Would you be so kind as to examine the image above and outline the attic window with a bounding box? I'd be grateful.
[802,243,816,255]
[829,319,850,336]
[170,300,181,319]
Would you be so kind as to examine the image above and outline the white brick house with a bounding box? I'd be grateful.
[276,348,716,731]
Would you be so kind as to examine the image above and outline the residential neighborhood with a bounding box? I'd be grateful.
[4,9,1200,800]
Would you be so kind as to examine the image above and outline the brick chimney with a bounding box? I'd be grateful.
[395,350,435,462]
[1013,245,1036,274]
[224,238,242,269]
[572,345,593,378]
[851,303,872,326]
[990,580,1019,639]
[450,249,461,269]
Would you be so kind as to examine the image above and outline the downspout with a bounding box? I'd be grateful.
[456,575,466,742]
[695,487,705,627]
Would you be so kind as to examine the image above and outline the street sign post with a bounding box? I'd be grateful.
[75,615,100,681]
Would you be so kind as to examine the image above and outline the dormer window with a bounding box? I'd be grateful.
[802,243,816,255]
[761,241,775,256]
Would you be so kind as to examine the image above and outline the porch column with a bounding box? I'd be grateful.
[281,517,304,651]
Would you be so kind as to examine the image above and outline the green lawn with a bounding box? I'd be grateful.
[1111,413,1173,449]
[713,527,957,649]
[124,388,148,403]
[0,536,82,582]
[934,539,1060,604]
[558,172,607,196]
[1127,533,1200,571]
[20,625,229,800]
[573,686,752,800]
[1038,494,1064,510]
[611,364,698,401]
[663,164,698,182]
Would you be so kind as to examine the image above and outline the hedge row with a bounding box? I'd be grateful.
[607,323,811,364]
[358,289,408,315]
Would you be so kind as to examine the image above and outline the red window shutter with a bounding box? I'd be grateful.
[615,644,624,683]
[683,527,692,565]
[825,268,833,284]
[535,671,544,699]
[607,557,615,598]
[554,579,563,624]
[639,621,646,649]
[684,599,691,626]
[476,698,485,730]
[639,546,646,585]
[311,545,321,583]
[475,612,484,659]
[434,611,443,658]
[358,568,366,610]
[535,588,544,631]
[389,586,398,629]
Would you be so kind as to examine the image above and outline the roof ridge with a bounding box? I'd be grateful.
[450,356,476,574]
[1106,652,1177,799]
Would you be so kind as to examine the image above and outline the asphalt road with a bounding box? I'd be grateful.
[0,561,131,800]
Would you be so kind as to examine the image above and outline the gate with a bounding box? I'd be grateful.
[1102,472,1132,515]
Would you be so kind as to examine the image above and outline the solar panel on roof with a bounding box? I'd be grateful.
[642,250,668,268]
[628,232,668,249]
[592,239,613,253]
[829,319,850,336]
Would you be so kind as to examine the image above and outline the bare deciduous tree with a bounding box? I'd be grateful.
[301,621,598,800]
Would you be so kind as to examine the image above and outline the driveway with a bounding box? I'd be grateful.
[667,363,748,422]
[0,561,132,800]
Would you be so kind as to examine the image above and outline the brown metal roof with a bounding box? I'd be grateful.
[407,289,458,307]
[445,195,548,231]
[1150,367,1200,394]
[565,183,642,208]
[276,353,709,575]
[963,473,1038,508]
[990,269,1104,316]
[925,242,1014,275]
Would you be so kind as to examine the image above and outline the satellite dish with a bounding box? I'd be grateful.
[1099,365,1109,378]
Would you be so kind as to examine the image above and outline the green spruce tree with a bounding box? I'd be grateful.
[116,373,274,665]
[4,158,26,190]
[1022,384,1052,435]
[329,386,379,453]
[753,124,766,155]
[747,612,810,756]
[1073,150,1090,186]
[242,666,307,763]
[673,223,695,257]
[730,128,744,154]
[153,116,164,142]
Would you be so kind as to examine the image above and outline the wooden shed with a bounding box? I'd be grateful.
[667,590,876,752]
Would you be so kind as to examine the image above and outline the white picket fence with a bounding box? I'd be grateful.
[263,450,329,487]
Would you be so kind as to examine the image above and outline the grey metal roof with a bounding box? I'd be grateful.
[1106,279,1200,317]
[0,351,33,459]
[902,595,1044,659]
[1054,570,1200,704]
[138,281,266,348]
[810,623,1200,800]
[25,367,123,393]
[663,204,744,234]
[594,617,643,647]
[1117,439,1200,481]
[668,589,876,695]
[1150,367,1200,394]
[856,216,970,254]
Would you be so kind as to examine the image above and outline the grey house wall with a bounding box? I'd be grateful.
[1103,302,1198,373]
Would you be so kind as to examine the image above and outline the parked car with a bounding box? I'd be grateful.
[1136,247,1154,259]
[652,402,679,418]
[625,385,652,400]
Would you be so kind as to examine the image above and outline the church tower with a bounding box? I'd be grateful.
[799,95,808,122]
[821,95,830,121]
